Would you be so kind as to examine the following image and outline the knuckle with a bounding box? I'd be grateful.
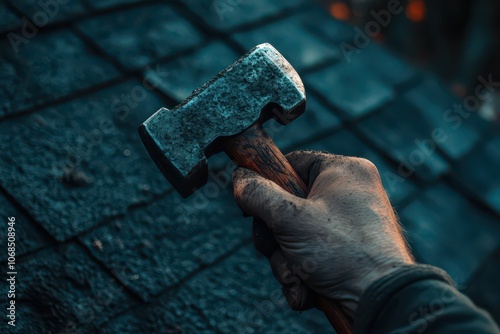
[344,157,380,180]
[233,176,258,204]
[355,157,379,172]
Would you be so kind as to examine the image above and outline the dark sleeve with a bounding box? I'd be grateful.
[353,264,499,334]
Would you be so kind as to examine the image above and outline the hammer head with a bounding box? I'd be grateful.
[139,43,305,198]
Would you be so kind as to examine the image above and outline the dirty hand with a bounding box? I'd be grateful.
[232,150,414,318]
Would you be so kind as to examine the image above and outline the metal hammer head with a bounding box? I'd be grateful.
[139,43,306,197]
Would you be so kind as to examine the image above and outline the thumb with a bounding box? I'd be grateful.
[232,167,305,234]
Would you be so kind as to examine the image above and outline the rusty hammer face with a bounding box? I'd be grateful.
[139,43,306,197]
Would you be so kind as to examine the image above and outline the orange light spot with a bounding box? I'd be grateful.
[451,83,467,97]
[406,0,426,22]
[374,33,385,43]
[329,2,350,21]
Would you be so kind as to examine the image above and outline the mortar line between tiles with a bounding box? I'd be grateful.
[97,238,253,329]
[0,0,164,38]
[173,0,314,36]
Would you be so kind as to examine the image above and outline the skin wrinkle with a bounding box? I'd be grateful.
[232,150,415,319]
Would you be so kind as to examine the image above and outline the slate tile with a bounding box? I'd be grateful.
[80,186,250,300]
[409,74,492,132]
[78,4,204,70]
[356,97,449,182]
[0,3,20,32]
[348,43,418,86]
[14,243,135,332]
[450,135,500,215]
[184,0,307,31]
[0,80,169,241]
[295,129,417,206]
[404,75,481,160]
[0,30,120,117]
[265,94,342,150]
[305,61,394,119]
[0,192,51,261]
[464,247,500,323]
[147,41,239,102]
[400,183,500,286]
[101,245,330,333]
[232,11,340,71]
[300,8,355,44]
[10,0,87,25]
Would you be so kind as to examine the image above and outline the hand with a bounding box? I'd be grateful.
[232,150,414,318]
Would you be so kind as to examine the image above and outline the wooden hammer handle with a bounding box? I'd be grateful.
[224,123,352,334]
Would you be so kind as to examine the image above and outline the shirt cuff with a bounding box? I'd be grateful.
[353,264,454,333]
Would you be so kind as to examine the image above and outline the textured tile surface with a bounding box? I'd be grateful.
[267,94,342,150]
[301,8,355,44]
[0,81,168,240]
[11,0,88,25]
[233,11,340,71]
[348,43,417,86]
[400,183,500,285]
[14,243,136,332]
[78,4,204,70]
[305,61,394,119]
[80,188,250,299]
[404,76,481,160]
[0,3,20,32]
[357,97,450,182]
[147,41,239,102]
[184,0,306,31]
[0,192,51,261]
[101,245,329,333]
[450,135,500,214]
[0,30,120,117]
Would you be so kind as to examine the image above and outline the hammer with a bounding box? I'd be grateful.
[139,43,351,333]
